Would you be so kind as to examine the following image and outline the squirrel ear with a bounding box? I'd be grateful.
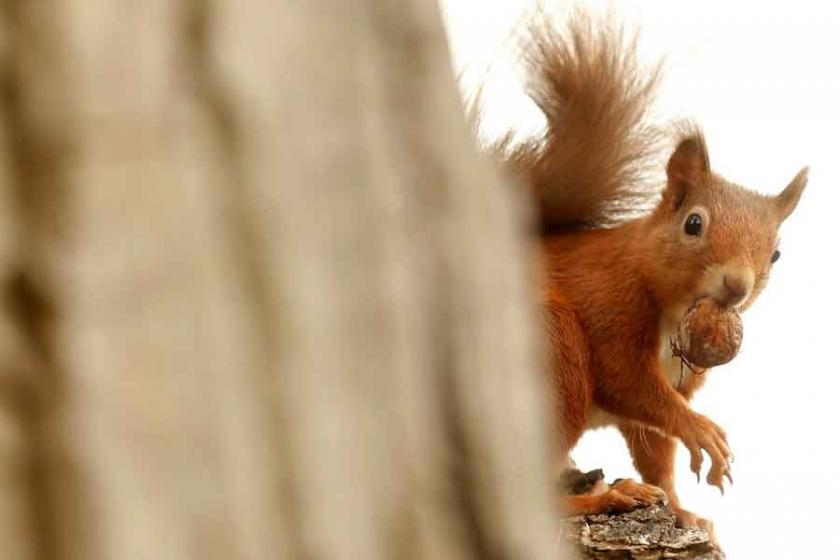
[775,166,809,221]
[666,134,710,186]
[663,132,710,209]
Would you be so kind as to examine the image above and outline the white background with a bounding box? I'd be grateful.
[440,1,840,557]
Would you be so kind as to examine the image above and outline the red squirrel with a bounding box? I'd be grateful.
[496,13,809,530]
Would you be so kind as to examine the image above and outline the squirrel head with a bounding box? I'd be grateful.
[641,128,808,315]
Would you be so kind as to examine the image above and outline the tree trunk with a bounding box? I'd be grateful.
[0,0,561,559]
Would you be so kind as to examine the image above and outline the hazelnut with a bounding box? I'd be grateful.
[676,298,743,368]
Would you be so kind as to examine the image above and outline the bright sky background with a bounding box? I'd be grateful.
[440,1,840,557]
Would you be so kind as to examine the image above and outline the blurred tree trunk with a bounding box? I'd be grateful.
[0,0,560,559]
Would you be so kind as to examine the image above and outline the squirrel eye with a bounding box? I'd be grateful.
[683,213,703,236]
[771,249,781,263]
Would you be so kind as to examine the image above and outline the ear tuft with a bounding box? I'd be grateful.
[776,166,809,221]
[662,125,709,210]
[666,128,710,187]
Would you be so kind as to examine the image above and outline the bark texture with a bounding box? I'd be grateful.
[0,1,561,559]
[562,506,723,559]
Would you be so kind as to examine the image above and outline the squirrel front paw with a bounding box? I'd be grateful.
[676,412,732,493]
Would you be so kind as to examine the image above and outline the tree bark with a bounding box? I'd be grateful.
[0,1,561,559]
[562,506,723,560]
[559,470,722,559]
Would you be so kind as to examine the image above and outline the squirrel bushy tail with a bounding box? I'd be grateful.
[502,12,664,231]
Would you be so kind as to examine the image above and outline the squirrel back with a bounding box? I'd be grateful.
[502,12,663,231]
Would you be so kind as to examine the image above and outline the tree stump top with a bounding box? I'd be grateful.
[561,505,724,559]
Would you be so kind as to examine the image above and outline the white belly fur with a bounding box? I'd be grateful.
[658,306,692,389]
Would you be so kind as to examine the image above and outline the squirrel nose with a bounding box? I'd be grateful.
[720,273,752,307]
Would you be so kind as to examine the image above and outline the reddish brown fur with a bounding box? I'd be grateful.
[498,13,809,525]
[502,11,664,230]
[618,375,709,530]
[562,478,666,517]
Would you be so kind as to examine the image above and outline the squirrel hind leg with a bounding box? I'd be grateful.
[543,293,595,451]
[559,479,666,517]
